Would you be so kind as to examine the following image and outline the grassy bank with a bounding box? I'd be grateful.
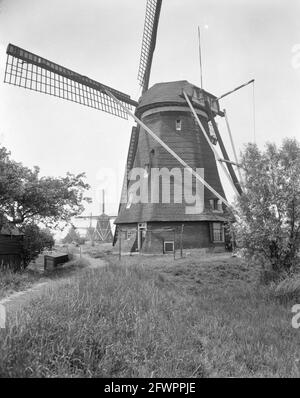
[0,258,88,300]
[1,252,300,377]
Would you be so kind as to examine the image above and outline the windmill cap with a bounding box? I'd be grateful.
[136,80,221,117]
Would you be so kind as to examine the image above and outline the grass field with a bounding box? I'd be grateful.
[0,250,300,377]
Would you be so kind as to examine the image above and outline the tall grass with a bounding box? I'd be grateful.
[1,257,300,377]
[0,258,89,300]
[0,264,207,377]
[0,270,41,300]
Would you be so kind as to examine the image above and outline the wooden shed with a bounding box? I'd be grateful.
[0,225,24,270]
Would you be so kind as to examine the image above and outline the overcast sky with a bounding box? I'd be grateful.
[0,0,299,233]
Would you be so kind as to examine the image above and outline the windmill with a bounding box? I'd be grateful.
[75,190,115,244]
[3,0,249,254]
[74,212,96,245]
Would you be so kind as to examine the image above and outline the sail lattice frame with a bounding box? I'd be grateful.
[4,44,137,119]
[137,0,162,91]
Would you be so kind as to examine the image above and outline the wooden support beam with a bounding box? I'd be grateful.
[204,100,243,196]
[223,109,243,184]
[218,158,242,168]
[183,91,240,197]
[217,79,254,101]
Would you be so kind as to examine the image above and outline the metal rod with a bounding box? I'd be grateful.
[217,79,254,101]
[252,81,256,143]
[102,189,105,214]
[198,26,203,89]
[105,89,232,209]
[118,226,121,261]
[183,91,240,197]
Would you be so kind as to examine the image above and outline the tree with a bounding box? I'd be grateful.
[233,138,300,275]
[0,146,90,270]
[62,226,86,245]
[0,146,91,228]
[22,224,55,268]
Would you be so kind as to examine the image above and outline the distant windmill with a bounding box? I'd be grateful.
[75,212,96,245]
[76,190,114,244]
[3,0,253,253]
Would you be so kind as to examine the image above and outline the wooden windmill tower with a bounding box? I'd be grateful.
[75,190,114,244]
[3,0,246,254]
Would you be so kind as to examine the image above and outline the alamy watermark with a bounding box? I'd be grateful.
[124,167,205,214]
[291,304,300,329]
[93,166,208,214]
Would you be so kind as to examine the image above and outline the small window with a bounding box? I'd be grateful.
[212,223,224,242]
[176,120,182,131]
[164,241,174,253]
[126,230,136,240]
[208,121,217,144]
[210,199,222,212]
[138,222,147,230]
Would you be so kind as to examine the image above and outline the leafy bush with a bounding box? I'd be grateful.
[234,138,300,277]
[269,273,300,304]
[22,224,54,268]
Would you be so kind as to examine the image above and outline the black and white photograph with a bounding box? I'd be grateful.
[0,0,300,383]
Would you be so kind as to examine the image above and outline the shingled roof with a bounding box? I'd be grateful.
[136,80,219,116]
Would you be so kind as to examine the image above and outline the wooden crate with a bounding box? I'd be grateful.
[44,254,69,271]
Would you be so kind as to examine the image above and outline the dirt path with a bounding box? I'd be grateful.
[0,255,107,316]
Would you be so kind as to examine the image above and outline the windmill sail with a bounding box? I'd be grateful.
[138,0,162,93]
[4,44,138,119]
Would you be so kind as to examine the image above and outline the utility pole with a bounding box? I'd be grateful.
[118,226,122,261]
[198,26,203,89]
[102,189,105,214]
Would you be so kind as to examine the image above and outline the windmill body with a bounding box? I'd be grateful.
[94,214,114,243]
[115,81,229,253]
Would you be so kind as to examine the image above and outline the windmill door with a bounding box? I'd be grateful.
[137,223,147,251]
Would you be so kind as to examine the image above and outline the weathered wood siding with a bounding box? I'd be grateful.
[117,222,225,254]
[116,81,226,224]
[0,234,24,269]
